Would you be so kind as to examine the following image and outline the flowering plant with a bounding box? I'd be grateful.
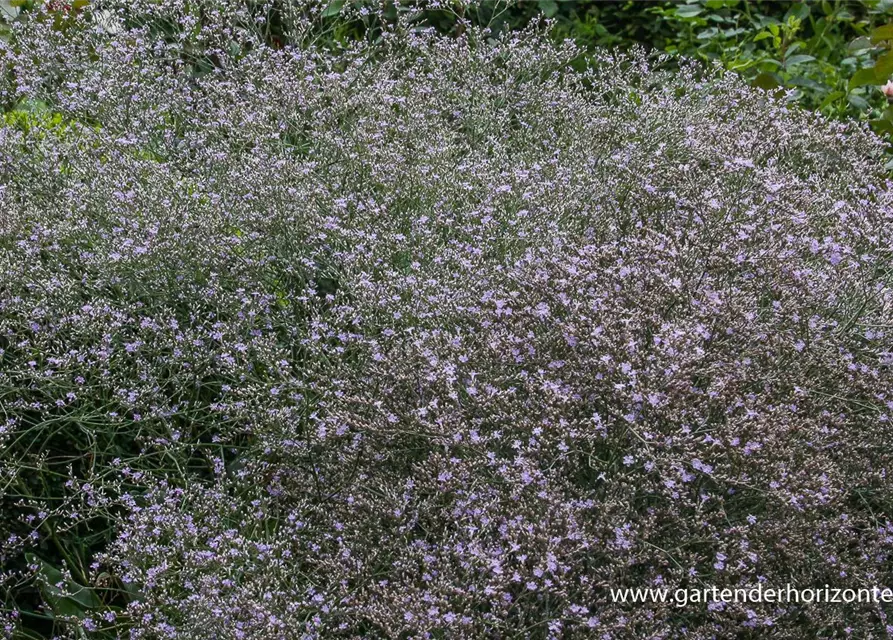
[2,1,893,638]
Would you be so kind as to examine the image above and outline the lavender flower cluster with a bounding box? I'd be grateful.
[2,1,893,637]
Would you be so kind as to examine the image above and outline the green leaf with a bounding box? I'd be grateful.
[785,3,810,20]
[849,67,880,91]
[848,36,872,51]
[871,23,893,43]
[784,54,816,68]
[752,72,781,90]
[26,553,101,618]
[786,75,824,90]
[121,579,145,602]
[321,0,344,18]
[675,5,703,18]
[848,93,870,110]
[820,90,845,108]
[27,553,64,584]
[538,0,558,18]
[870,118,893,135]
[876,51,893,81]
[753,31,773,42]
[14,99,47,114]
[728,58,754,71]
[0,0,18,18]
[67,584,101,609]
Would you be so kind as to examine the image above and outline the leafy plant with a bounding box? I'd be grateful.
[554,1,893,124]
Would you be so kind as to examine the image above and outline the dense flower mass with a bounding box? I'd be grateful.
[2,1,893,637]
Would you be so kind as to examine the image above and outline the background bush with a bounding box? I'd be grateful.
[6,1,893,139]
[556,0,893,150]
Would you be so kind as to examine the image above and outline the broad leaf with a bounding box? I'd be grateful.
[848,93,870,110]
[26,553,101,618]
[848,67,880,91]
[675,5,703,18]
[538,0,558,18]
[872,24,893,43]
[752,72,781,90]
[784,54,816,68]
[848,36,872,51]
[870,118,893,135]
[875,51,893,81]
[321,0,344,18]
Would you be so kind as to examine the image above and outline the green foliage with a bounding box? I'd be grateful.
[552,0,893,128]
[8,0,892,132]
[26,553,101,620]
[3,100,71,136]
